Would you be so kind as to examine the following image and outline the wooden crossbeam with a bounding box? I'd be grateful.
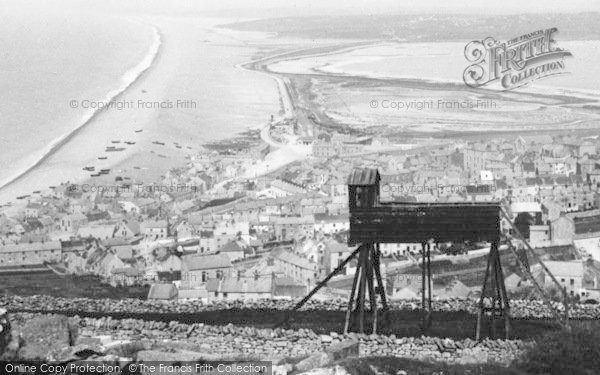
[275,245,362,329]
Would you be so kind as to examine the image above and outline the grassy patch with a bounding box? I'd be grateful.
[0,273,148,299]
[517,322,600,375]
[339,357,525,375]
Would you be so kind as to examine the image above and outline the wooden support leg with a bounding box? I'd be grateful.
[344,247,364,334]
[358,245,368,334]
[366,244,377,334]
[490,246,498,338]
[426,245,432,328]
[373,243,389,325]
[420,242,430,333]
[476,245,493,341]
[494,240,511,339]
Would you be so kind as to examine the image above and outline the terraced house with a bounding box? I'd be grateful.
[0,241,62,268]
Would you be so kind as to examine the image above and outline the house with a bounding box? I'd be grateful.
[175,221,194,239]
[515,135,553,153]
[180,253,233,289]
[199,230,216,253]
[206,276,272,301]
[77,224,116,240]
[529,225,551,248]
[206,275,305,302]
[462,148,497,172]
[118,201,141,214]
[270,179,308,196]
[24,203,42,219]
[219,240,245,262]
[544,260,585,296]
[59,213,87,233]
[112,245,134,262]
[140,220,168,239]
[510,202,542,215]
[114,220,140,238]
[434,279,472,298]
[313,140,337,158]
[324,240,355,274]
[91,253,126,278]
[110,267,143,286]
[550,210,600,246]
[157,254,182,273]
[272,215,315,241]
[390,280,421,301]
[313,213,349,234]
[147,283,178,300]
[270,248,318,287]
[0,241,62,267]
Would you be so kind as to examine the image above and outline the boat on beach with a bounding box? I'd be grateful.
[98,156,107,160]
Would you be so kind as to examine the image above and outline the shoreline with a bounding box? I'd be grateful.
[4,26,599,209]
[257,44,600,139]
[0,25,163,196]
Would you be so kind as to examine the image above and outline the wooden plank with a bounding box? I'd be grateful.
[349,231,499,244]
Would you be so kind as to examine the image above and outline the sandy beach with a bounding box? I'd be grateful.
[0,16,282,206]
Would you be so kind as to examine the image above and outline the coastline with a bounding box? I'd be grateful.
[4,22,599,209]
[246,40,600,140]
[0,25,163,196]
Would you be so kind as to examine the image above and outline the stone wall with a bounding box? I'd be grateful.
[8,313,532,365]
[1,296,598,319]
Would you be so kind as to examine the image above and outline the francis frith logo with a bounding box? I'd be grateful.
[463,28,572,90]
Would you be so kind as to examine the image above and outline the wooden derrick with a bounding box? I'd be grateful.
[276,169,573,339]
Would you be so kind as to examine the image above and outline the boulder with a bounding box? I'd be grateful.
[137,349,222,362]
[320,335,333,343]
[0,308,11,356]
[17,315,77,360]
[326,339,359,362]
[295,352,331,372]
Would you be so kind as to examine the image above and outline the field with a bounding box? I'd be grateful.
[0,272,148,299]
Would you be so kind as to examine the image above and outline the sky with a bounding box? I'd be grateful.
[6,0,600,18]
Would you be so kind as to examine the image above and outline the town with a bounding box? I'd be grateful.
[2,120,600,306]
